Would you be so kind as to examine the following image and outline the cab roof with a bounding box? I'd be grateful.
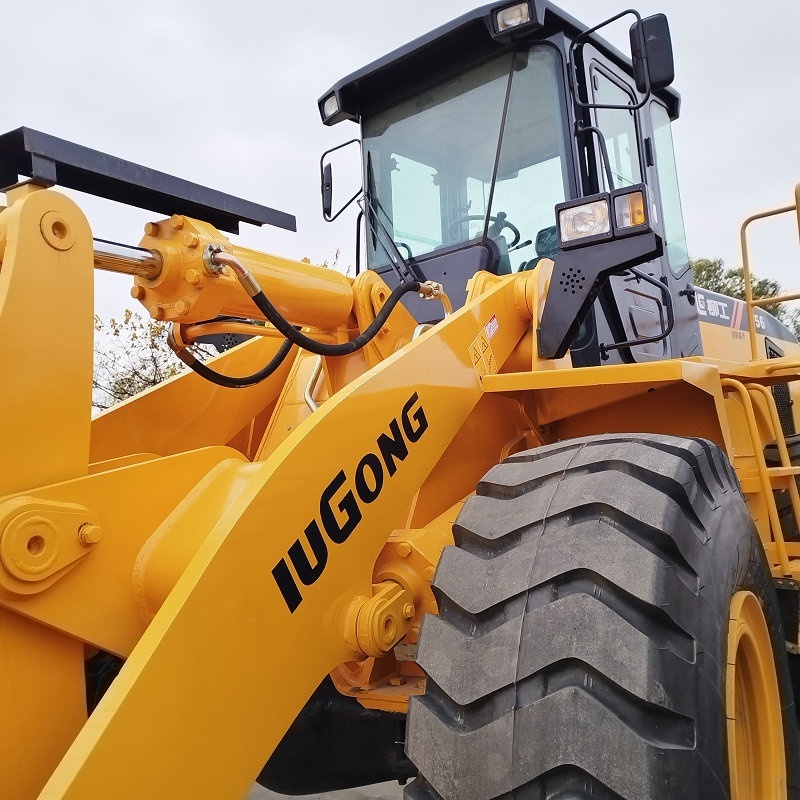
[318,1,680,125]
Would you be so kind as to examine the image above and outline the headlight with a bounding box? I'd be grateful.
[558,197,611,247]
[555,185,653,249]
[494,2,531,31]
[321,94,340,120]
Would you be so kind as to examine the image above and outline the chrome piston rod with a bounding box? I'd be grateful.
[93,238,162,279]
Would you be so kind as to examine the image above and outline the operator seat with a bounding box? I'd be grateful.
[520,225,559,271]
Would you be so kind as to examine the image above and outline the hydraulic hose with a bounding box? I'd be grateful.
[248,282,419,356]
[169,247,444,388]
[209,248,435,357]
[168,329,295,388]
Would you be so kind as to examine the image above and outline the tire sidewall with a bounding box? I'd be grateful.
[695,493,799,797]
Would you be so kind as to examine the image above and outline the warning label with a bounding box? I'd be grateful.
[485,314,499,340]
[469,330,497,379]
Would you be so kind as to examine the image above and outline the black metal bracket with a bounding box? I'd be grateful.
[0,127,296,235]
[569,9,651,112]
[320,138,362,222]
[538,231,664,360]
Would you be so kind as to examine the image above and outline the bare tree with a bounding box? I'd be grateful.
[93,310,183,410]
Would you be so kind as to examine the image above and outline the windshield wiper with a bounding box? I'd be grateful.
[365,153,425,285]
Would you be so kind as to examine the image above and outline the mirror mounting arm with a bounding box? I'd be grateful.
[569,9,651,112]
[320,138,362,222]
[568,10,674,113]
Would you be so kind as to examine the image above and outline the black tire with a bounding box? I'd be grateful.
[405,434,800,799]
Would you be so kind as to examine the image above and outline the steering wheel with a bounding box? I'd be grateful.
[447,212,521,248]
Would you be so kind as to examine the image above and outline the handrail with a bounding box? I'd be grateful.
[740,193,799,360]
[721,378,793,575]
[748,384,800,556]
[303,357,323,412]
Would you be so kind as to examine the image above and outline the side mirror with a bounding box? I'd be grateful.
[320,138,362,222]
[322,163,333,219]
[570,10,673,112]
[630,13,675,94]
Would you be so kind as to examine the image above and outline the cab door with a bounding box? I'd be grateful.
[578,47,701,362]
[643,98,701,359]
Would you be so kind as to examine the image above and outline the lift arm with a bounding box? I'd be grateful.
[0,177,535,798]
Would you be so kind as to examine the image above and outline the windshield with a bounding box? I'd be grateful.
[362,46,570,272]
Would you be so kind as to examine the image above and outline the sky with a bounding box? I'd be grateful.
[3,0,799,321]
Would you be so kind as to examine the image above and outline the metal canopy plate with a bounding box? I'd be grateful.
[0,127,296,234]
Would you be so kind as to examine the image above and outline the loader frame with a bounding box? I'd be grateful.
[2,174,800,798]
[2,0,800,796]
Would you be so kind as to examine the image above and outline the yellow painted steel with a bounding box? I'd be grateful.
[0,448,246,655]
[697,316,800,365]
[332,500,461,712]
[30,274,533,799]
[350,267,420,368]
[722,379,793,575]
[345,580,416,658]
[2,173,800,799]
[133,214,355,328]
[90,335,297,462]
[0,187,96,800]
[0,186,94,495]
[484,358,731,451]
[739,188,799,360]
[727,590,786,799]
[0,608,87,800]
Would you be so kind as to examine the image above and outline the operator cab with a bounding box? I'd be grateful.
[361,45,568,319]
[319,1,701,365]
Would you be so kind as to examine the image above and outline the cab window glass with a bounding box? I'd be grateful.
[363,52,511,263]
[486,47,570,270]
[592,69,641,190]
[362,46,569,271]
[650,103,689,276]
[389,154,442,255]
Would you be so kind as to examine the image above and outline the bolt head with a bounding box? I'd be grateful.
[78,524,102,546]
[397,541,412,558]
[144,222,159,237]
[402,603,415,620]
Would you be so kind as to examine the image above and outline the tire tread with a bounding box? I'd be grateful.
[406,434,791,800]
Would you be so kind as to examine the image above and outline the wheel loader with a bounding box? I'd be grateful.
[2,1,800,798]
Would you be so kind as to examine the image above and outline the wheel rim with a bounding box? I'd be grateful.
[727,590,786,799]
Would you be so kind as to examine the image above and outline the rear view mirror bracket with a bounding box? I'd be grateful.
[320,138,362,222]
[569,9,674,112]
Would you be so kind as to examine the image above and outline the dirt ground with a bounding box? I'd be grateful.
[246,781,403,800]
